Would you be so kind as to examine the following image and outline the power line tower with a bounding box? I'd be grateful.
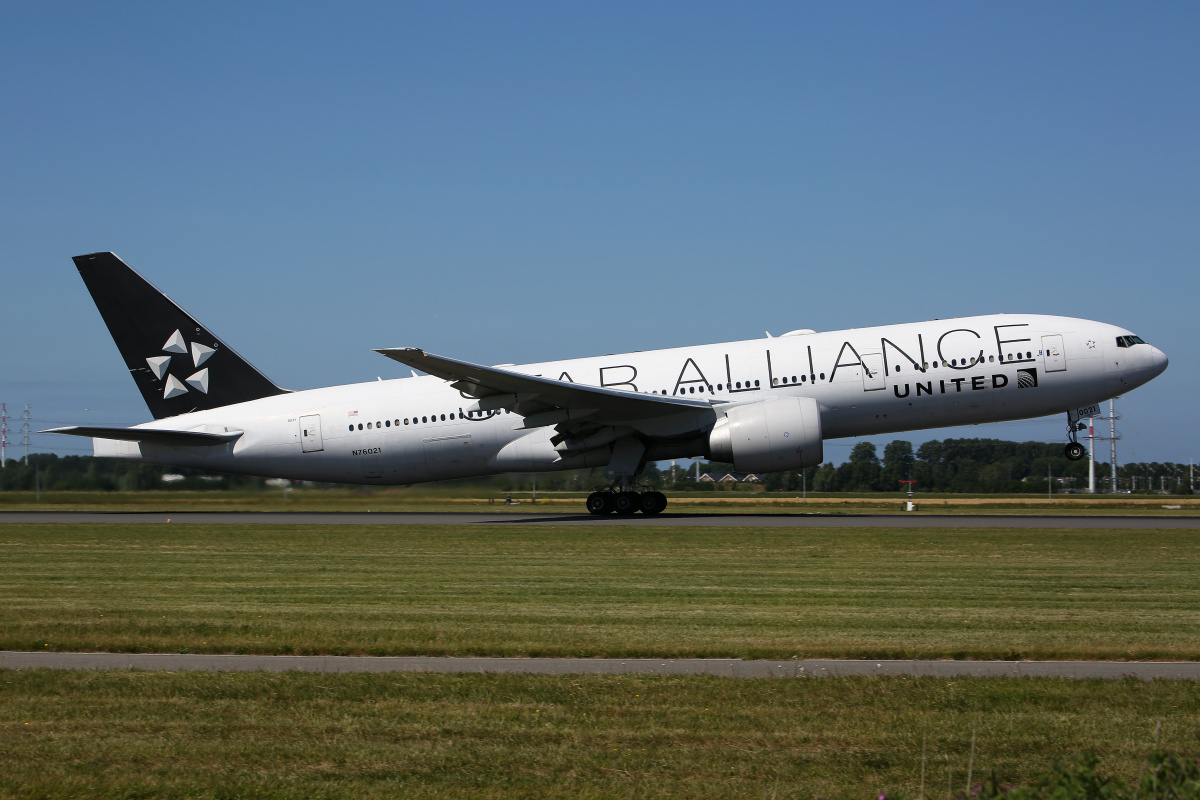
[1,402,7,468]
[1086,398,1122,493]
[1103,398,1121,492]
[20,404,31,464]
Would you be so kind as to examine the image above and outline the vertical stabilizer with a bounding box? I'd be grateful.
[73,252,288,419]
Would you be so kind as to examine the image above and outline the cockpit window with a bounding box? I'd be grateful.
[1116,335,1147,348]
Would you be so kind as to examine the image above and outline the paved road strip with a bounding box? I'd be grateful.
[2,652,1197,680]
[2,511,1198,528]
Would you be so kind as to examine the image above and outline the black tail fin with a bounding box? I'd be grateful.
[73,252,288,419]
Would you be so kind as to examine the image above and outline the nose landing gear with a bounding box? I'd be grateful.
[1064,411,1088,461]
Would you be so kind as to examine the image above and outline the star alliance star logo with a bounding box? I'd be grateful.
[145,329,215,399]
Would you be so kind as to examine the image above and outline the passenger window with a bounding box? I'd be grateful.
[394,419,399,426]
[357,423,363,430]
[736,382,741,388]
[819,373,825,380]
[404,419,409,425]
[367,422,372,429]
[754,380,760,387]
[348,425,353,432]
[385,420,390,427]
[422,416,427,423]
[933,362,938,368]
[801,375,807,382]
[376,421,381,428]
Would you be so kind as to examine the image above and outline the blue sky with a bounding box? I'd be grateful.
[3,2,1197,467]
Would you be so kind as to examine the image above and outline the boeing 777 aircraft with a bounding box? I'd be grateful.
[48,252,1168,514]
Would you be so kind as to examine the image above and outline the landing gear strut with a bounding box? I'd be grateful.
[585,488,667,516]
[1064,412,1087,461]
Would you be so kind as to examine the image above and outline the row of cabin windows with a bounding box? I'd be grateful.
[349,409,510,432]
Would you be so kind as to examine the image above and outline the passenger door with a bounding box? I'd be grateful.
[299,415,323,452]
[860,352,885,391]
[1042,335,1066,373]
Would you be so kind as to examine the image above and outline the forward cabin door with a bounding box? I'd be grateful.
[1042,335,1066,373]
[860,352,885,391]
[299,415,323,452]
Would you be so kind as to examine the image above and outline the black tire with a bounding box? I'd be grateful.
[1064,442,1086,461]
[614,491,641,515]
[640,491,667,515]
[586,492,614,515]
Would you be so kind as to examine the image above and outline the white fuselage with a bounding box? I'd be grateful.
[96,314,1168,484]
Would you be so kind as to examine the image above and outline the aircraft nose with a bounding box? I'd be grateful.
[1150,346,1168,376]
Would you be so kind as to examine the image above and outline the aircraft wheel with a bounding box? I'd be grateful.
[614,491,642,515]
[640,491,667,515]
[1064,442,1086,461]
[586,492,615,515]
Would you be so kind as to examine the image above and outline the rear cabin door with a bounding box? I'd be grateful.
[860,352,885,391]
[299,414,324,452]
[1042,335,1066,373]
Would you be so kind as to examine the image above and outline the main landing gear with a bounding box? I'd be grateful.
[585,488,668,516]
[1063,412,1087,461]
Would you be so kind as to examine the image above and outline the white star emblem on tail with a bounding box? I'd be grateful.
[149,330,213,398]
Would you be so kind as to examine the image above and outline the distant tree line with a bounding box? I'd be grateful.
[679,438,1194,494]
[0,439,1194,494]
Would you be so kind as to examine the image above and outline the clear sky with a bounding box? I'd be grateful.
[2,2,1197,467]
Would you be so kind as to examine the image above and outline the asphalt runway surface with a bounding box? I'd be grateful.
[2,510,1198,528]
[3,652,1197,680]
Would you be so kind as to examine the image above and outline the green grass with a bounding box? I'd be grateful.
[2,670,1198,799]
[3,523,1199,660]
[1,487,1196,514]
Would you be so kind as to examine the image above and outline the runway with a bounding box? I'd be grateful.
[2,651,1197,680]
[2,510,1198,528]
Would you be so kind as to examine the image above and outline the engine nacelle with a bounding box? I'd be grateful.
[707,397,823,473]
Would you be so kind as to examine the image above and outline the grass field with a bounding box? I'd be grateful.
[3,523,1199,660]
[2,487,1198,514]
[4,669,1199,799]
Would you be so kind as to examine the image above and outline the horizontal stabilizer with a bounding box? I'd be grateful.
[43,426,242,447]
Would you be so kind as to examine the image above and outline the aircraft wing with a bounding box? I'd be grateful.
[374,347,715,422]
[43,426,243,447]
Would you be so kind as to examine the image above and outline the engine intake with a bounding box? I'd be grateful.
[707,397,823,473]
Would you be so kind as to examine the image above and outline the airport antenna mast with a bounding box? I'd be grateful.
[20,404,31,464]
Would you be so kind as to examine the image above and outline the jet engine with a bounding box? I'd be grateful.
[707,397,823,473]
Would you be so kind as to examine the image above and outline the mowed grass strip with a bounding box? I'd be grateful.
[2,523,1199,660]
[2,670,1198,799]
[2,488,1197,514]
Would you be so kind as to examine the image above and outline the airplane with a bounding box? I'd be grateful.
[47,252,1168,515]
